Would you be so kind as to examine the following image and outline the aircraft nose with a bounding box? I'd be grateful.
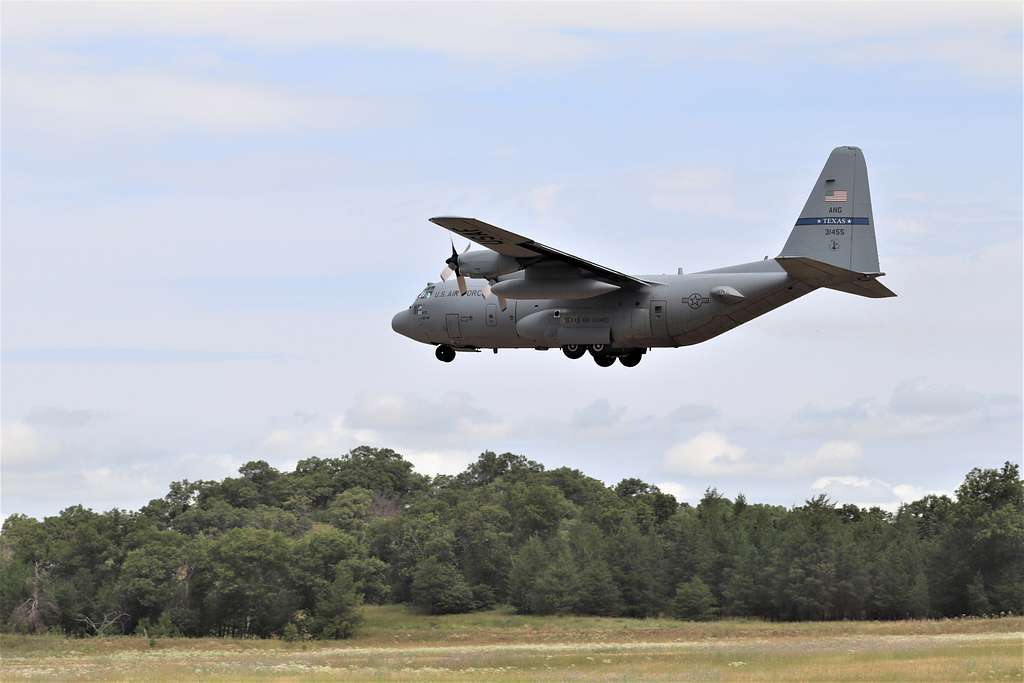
[391,309,413,337]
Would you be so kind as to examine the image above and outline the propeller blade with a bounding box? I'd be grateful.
[442,240,471,291]
[441,238,463,283]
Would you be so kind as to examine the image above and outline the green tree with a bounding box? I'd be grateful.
[573,560,622,616]
[309,566,363,638]
[205,528,298,637]
[966,571,992,616]
[409,557,475,614]
[505,481,576,542]
[672,577,718,620]
[117,531,188,625]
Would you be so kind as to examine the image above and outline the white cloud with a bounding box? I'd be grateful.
[401,448,478,478]
[262,425,476,478]
[256,393,510,465]
[3,3,1018,83]
[796,379,1021,440]
[345,393,511,443]
[571,399,626,429]
[172,454,251,481]
[0,421,44,467]
[24,407,101,429]
[655,480,693,503]
[889,378,1015,416]
[2,4,595,65]
[892,483,931,502]
[664,431,751,476]
[811,475,951,511]
[5,70,381,136]
[261,417,374,459]
[664,436,863,480]
[781,440,863,476]
[79,465,162,501]
[2,450,249,518]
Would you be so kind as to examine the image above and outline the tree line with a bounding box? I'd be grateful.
[2,448,1021,638]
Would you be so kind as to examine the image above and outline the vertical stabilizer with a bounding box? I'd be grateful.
[779,146,880,273]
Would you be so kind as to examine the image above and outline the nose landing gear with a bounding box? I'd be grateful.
[435,344,456,363]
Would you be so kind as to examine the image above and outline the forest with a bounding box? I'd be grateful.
[1,448,1021,639]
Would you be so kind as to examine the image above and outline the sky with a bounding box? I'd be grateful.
[2,2,1021,520]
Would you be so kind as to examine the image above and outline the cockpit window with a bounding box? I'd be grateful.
[416,284,435,300]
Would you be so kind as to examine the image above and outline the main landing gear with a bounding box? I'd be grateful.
[561,344,586,360]
[618,350,643,367]
[436,342,645,366]
[561,345,646,367]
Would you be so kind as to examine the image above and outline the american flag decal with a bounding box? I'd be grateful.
[824,189,848,202]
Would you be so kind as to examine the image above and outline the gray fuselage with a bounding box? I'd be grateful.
[391,259,815,351]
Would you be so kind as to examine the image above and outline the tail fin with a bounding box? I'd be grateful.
[779,146,880,274]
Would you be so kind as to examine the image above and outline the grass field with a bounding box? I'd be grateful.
[2,606,1021,681]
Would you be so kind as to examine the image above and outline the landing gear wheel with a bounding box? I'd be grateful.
[619,351,643,367]
[588,344,608,357]
[562,344,586,360]
[435,345,456,363]
[593,353,616,367]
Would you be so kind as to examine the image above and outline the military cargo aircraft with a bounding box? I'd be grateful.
[392,146,895,367]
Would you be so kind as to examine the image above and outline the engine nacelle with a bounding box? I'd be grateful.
[457,251,523,279]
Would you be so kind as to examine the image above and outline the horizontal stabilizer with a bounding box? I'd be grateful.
[826,278,897,299]
[776,256,896,298]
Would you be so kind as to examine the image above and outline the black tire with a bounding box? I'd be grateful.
[562,344,586,360]
[435,345,456,363]
[593,353,616,367]
[619,351,643,367]
[588,344,608,357]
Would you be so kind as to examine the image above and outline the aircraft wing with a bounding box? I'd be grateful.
[429,216,655,287]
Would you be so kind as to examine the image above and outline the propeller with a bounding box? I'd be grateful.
[440,239,469,295]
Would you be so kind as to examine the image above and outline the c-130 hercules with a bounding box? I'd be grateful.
[392,146,895,367]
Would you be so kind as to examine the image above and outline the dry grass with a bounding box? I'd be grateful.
[2,607,1021,681]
